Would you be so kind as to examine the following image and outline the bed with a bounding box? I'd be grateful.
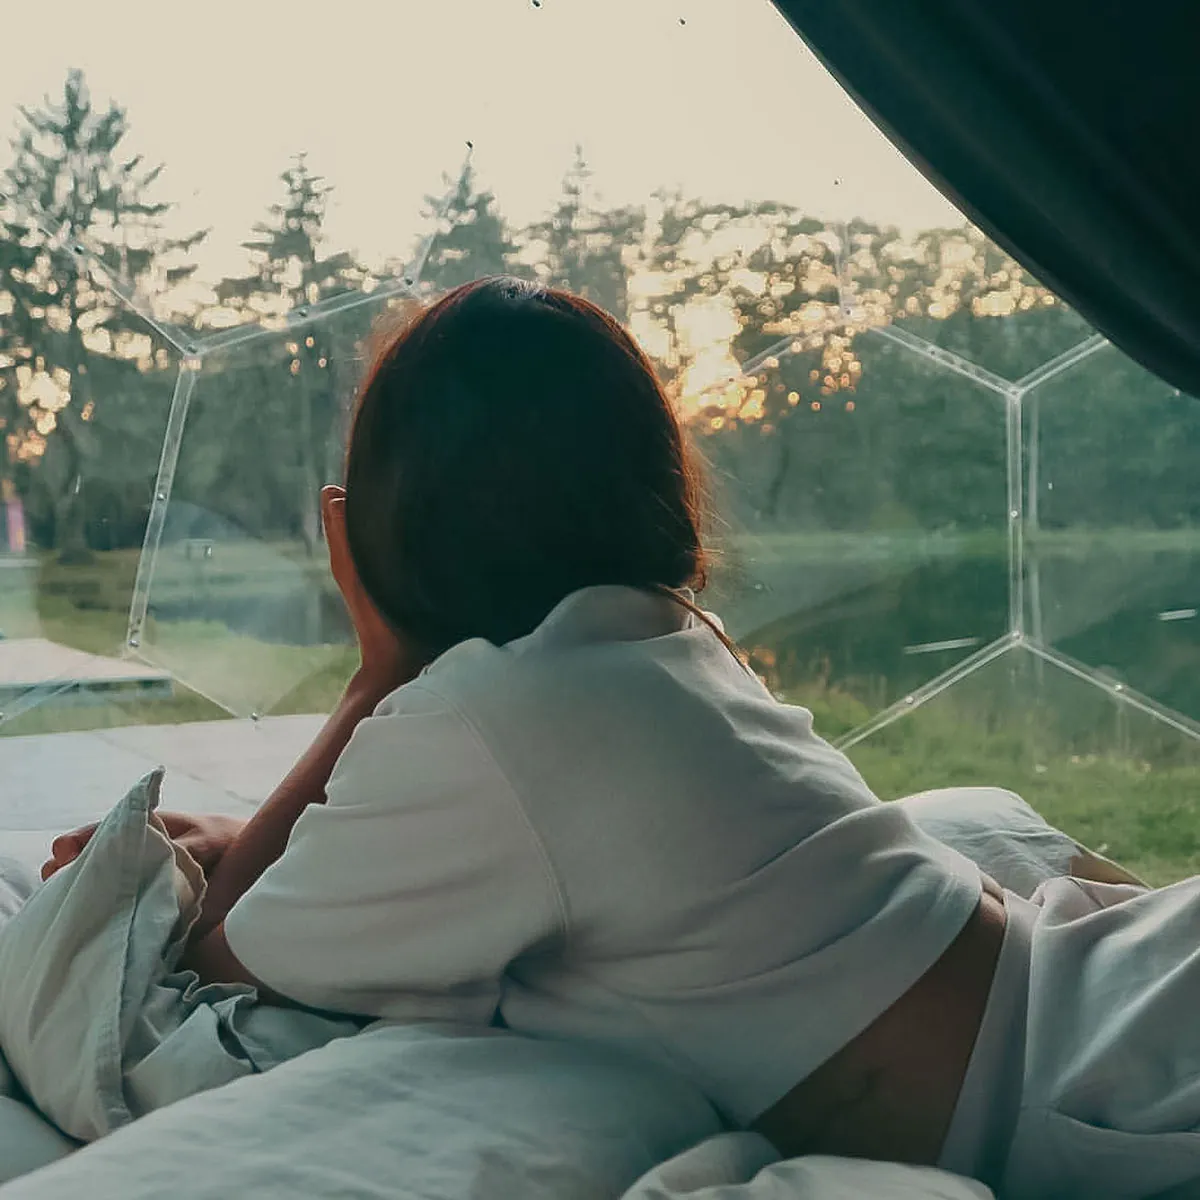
[0,718,1138,1198]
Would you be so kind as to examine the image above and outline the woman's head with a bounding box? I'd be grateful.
[344,276,706,655]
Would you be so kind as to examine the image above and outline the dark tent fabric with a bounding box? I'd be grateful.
[772,1,1200,397]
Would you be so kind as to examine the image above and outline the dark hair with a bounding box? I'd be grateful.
[344,276,709,655]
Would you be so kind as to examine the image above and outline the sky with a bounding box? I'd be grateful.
[1,0,964,285]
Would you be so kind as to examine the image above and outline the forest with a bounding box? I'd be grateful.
[2,71,1188,567]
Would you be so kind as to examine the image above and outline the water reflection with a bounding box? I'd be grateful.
[733,552,1006,714]
[726,543,1200,732]
[1033,546,1200,720]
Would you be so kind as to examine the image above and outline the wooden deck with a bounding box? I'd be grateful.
[0,638,174,705]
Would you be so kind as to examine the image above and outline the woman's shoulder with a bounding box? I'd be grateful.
[340,679,485,775]
[329,675,530,824]
[366,589,789,777]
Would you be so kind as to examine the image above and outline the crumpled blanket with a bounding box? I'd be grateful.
[0,769,359,1145]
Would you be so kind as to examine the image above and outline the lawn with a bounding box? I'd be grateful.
[788,661,1200,888]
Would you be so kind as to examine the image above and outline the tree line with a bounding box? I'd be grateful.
[0,71,1189,564]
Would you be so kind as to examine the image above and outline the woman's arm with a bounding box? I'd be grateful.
[186,484,428,990]
[189,669,399,942]
[191,485,426,942]
[182,692,561,1018]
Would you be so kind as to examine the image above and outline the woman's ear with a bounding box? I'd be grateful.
[318,484,418,688]
[321,485,354,597]
[321,485,347,553]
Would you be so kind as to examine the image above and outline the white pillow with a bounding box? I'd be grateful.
[0,769,356,1143]
[0,857,80,1182]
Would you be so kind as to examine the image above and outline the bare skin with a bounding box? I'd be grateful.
[753,874,1008,1165]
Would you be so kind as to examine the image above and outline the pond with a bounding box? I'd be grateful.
[723,540,1200,731]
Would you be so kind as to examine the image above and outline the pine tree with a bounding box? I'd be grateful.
[213,155,370,555]
[0,70,204,561]
[419,160,521,291]
[527,145,642,322]
[215,154,367,317]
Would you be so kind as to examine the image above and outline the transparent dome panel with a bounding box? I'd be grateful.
[0,204,221,735]
[1027,342,1200,720]
[886,257,1096,385]
[846,644,1200,887]
[8,0,1188,799]
[135,294,408,719]
[707,329,1009,729]
[131,155,496,719]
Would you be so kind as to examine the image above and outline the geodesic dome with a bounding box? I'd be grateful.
[2,0,1198,885]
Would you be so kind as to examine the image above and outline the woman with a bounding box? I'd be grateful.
[43,279,1200,1196]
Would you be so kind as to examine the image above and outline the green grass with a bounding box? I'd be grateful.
[855,728,1200,888]
[786,669,1200,888]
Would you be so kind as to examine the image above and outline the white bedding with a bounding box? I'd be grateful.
[0,762,724,1196]
[0,738,1121,1198]
[0,770,359,1146]
[0,1022,721,1199]
[621,1133,992,1199]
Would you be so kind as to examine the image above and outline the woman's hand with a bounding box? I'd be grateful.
[41,811,248,882]
[322,484,426,699]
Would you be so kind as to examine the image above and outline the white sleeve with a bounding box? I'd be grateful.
[223,685,565,1022]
